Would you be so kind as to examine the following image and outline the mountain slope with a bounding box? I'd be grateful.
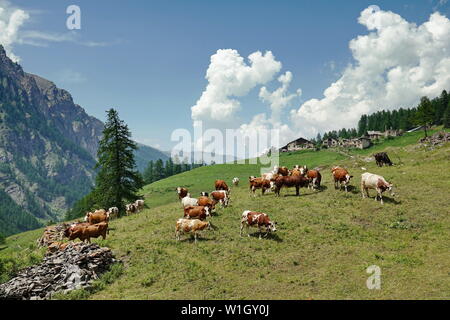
[0,46,166,235]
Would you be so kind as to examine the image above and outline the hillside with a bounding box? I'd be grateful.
[0,46,167,235]
[1,129,449,299]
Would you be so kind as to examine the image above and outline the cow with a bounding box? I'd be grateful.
[215,179,229,192]
[108,207,119,220]
[135,199,145,212]
[64,222,90,238]
[331,167,353,192]
[181,193,199,208]
[197,196,216,213]
[183,205,211,220]
[126,203,137,215]
[273,165,289,176]
[261,172,277,181]
[270,175,310,196]
[85,209,109,224]
[299,166,322,190]
[240,210,277,239]
[361,172,395,204]
[175,218,211,243]
[249,177,271,196]
[374,152,393,167]
[210,190,230,207]
[67,222,108,243]
[176,187,188,200]
[232,177,240,186]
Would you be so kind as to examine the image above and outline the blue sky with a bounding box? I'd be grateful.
[4,0,450,151]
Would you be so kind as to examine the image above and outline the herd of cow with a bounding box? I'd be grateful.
[175,152,396,242]
[62,199,145,243]
[60,152,395,244]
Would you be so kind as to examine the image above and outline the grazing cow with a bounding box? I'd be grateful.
[175,218,211,243]
[248,177,271,196]
[361,172,395,204]
[215,179,229,192]
[67,222,108,243]
[374,152,393,167]
[126,203,137,215]
[210,190,230,207]
[183,205,211,220]
[135,199,145,212]
[197,196,216,213]
[331,167,353,192]
[240,210,277,239]
[273,165,289,176]
[200,191,209,197]
[232,177,240,186]
[181,193,199,208]
[176,187,188,200]
[85,209,109,224]
[108,207,119,220]
[299,166,321,190]
[270,175,310,196]
[64,222,90,238]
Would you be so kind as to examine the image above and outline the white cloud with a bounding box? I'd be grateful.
[191,49,282,130]
[0,1,29,62]
[290,6,450,138]
[56,68,87,84]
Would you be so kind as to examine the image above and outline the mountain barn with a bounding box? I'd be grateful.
[280,137,315,152]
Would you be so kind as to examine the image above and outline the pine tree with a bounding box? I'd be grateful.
[95,109,144,215]
[143,160,154,184]
[153,159,165,181]
[414,97,435,137]
[443,103,450,128]
[165,158,174,177]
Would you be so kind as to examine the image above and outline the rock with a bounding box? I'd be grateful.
[0,243,118,300]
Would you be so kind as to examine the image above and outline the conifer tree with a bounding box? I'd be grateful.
[95,109,143,215]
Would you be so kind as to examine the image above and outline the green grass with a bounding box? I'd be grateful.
[1,127,449,299]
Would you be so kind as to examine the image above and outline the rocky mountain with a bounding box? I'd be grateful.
[0,45,167,236]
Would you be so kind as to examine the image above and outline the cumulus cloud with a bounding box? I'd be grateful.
[191,49,282,130]
[0,1,29,62]
[290,5,450,138]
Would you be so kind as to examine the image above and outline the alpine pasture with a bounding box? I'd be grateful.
[1,129,449,299]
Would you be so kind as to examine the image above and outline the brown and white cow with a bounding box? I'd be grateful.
[299,166,322,190]
[135,199,145,212]
[108,207,119,220]
[183,205,211,220]
[361,172,395,204]
[270,175,310,196]
[197,196,216,213]
[210,190,230,207]
[273,165,289,176]
[232,177,240,186]
[331,167,353,192]
[175,218,211,243]
[215,179,229,193]
[176,187,188,200]
[248,177,271,197]
[85,209,109,224]
[66,222,108,243]
[240,210,277,239]
[126,203,137,215]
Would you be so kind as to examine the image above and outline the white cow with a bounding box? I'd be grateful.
[361,172,395,205]
[181,193,198,208]
[232,177,240,186]
[135,200,145,212]
[108,207,119,219]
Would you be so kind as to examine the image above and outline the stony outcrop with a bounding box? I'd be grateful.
[0,243,117,300]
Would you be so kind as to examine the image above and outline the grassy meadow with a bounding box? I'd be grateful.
[1,128,449,299]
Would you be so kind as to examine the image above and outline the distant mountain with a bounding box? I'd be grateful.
[0,45,166,235]
[134,143,169,172]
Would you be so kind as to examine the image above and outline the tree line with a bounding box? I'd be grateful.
[142,157,207,185]
[313,89,450,144]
